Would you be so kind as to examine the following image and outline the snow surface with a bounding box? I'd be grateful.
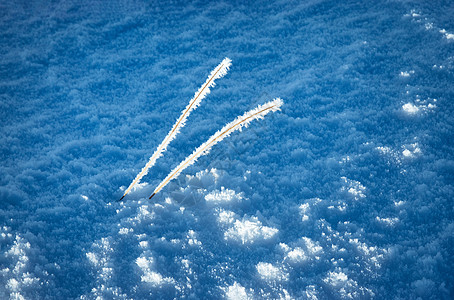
[1,0,453,299]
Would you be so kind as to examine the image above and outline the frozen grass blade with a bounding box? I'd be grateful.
[149,98,283,199]
[120,58,232,200]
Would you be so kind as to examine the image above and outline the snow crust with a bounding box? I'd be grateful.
[0,1,453,299]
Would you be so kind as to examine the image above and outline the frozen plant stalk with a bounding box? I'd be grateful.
[149,98,284,199]
[120,58,232,200]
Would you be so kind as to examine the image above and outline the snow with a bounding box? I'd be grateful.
[1,0,453,299]
[205,186,243,203]
[224,216,278,244]
[225,282,250,300]
[256,262,289,282]
[440,29,454,40]
[285,247,307,263]
[399,70,415,77]
[402,103,420,114]
[136,256,174,286]
[340,177,366,200]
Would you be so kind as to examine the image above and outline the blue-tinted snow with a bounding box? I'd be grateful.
[1,0,453,299]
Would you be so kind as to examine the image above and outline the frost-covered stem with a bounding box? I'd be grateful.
[120,58,232,200]
[149,98,283,199]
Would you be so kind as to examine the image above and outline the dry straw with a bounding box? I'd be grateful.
[149,98,283,199]
[119,58,283,201]
[120,58,232,200]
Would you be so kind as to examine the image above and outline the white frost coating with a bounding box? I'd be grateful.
[150,98,283,198]
[425,23,434,30]
[299,203,310,221]
[341,177,366,200]
[376,216,399,226]
[410,10,420,17]
[225,282,250,300]
[281,242,319,264]
[304,285,319,300]
[402,103,419,114]
[224,217,278,244]
[187,230,202,246]
[256,262,289,281]
[323,269,370,298]
[324,271,348,285]
[136,256,174,286]
[402,149,413,157]
[376,146,391,154]
[302,237,323,255]
[83,237,129,299]
[376,142,422,166]
[205,187,243,203]
[4,236,41,299]
[403,143,422,158]
[299,198,322,222]
[121,58,232,199]
[399,70,414,77]
[118,227,133,235]
[440,29,454,40]
[86,252,98,266]
[285,247,307,263]
[217,209,237,224]
[139,241,148,248]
